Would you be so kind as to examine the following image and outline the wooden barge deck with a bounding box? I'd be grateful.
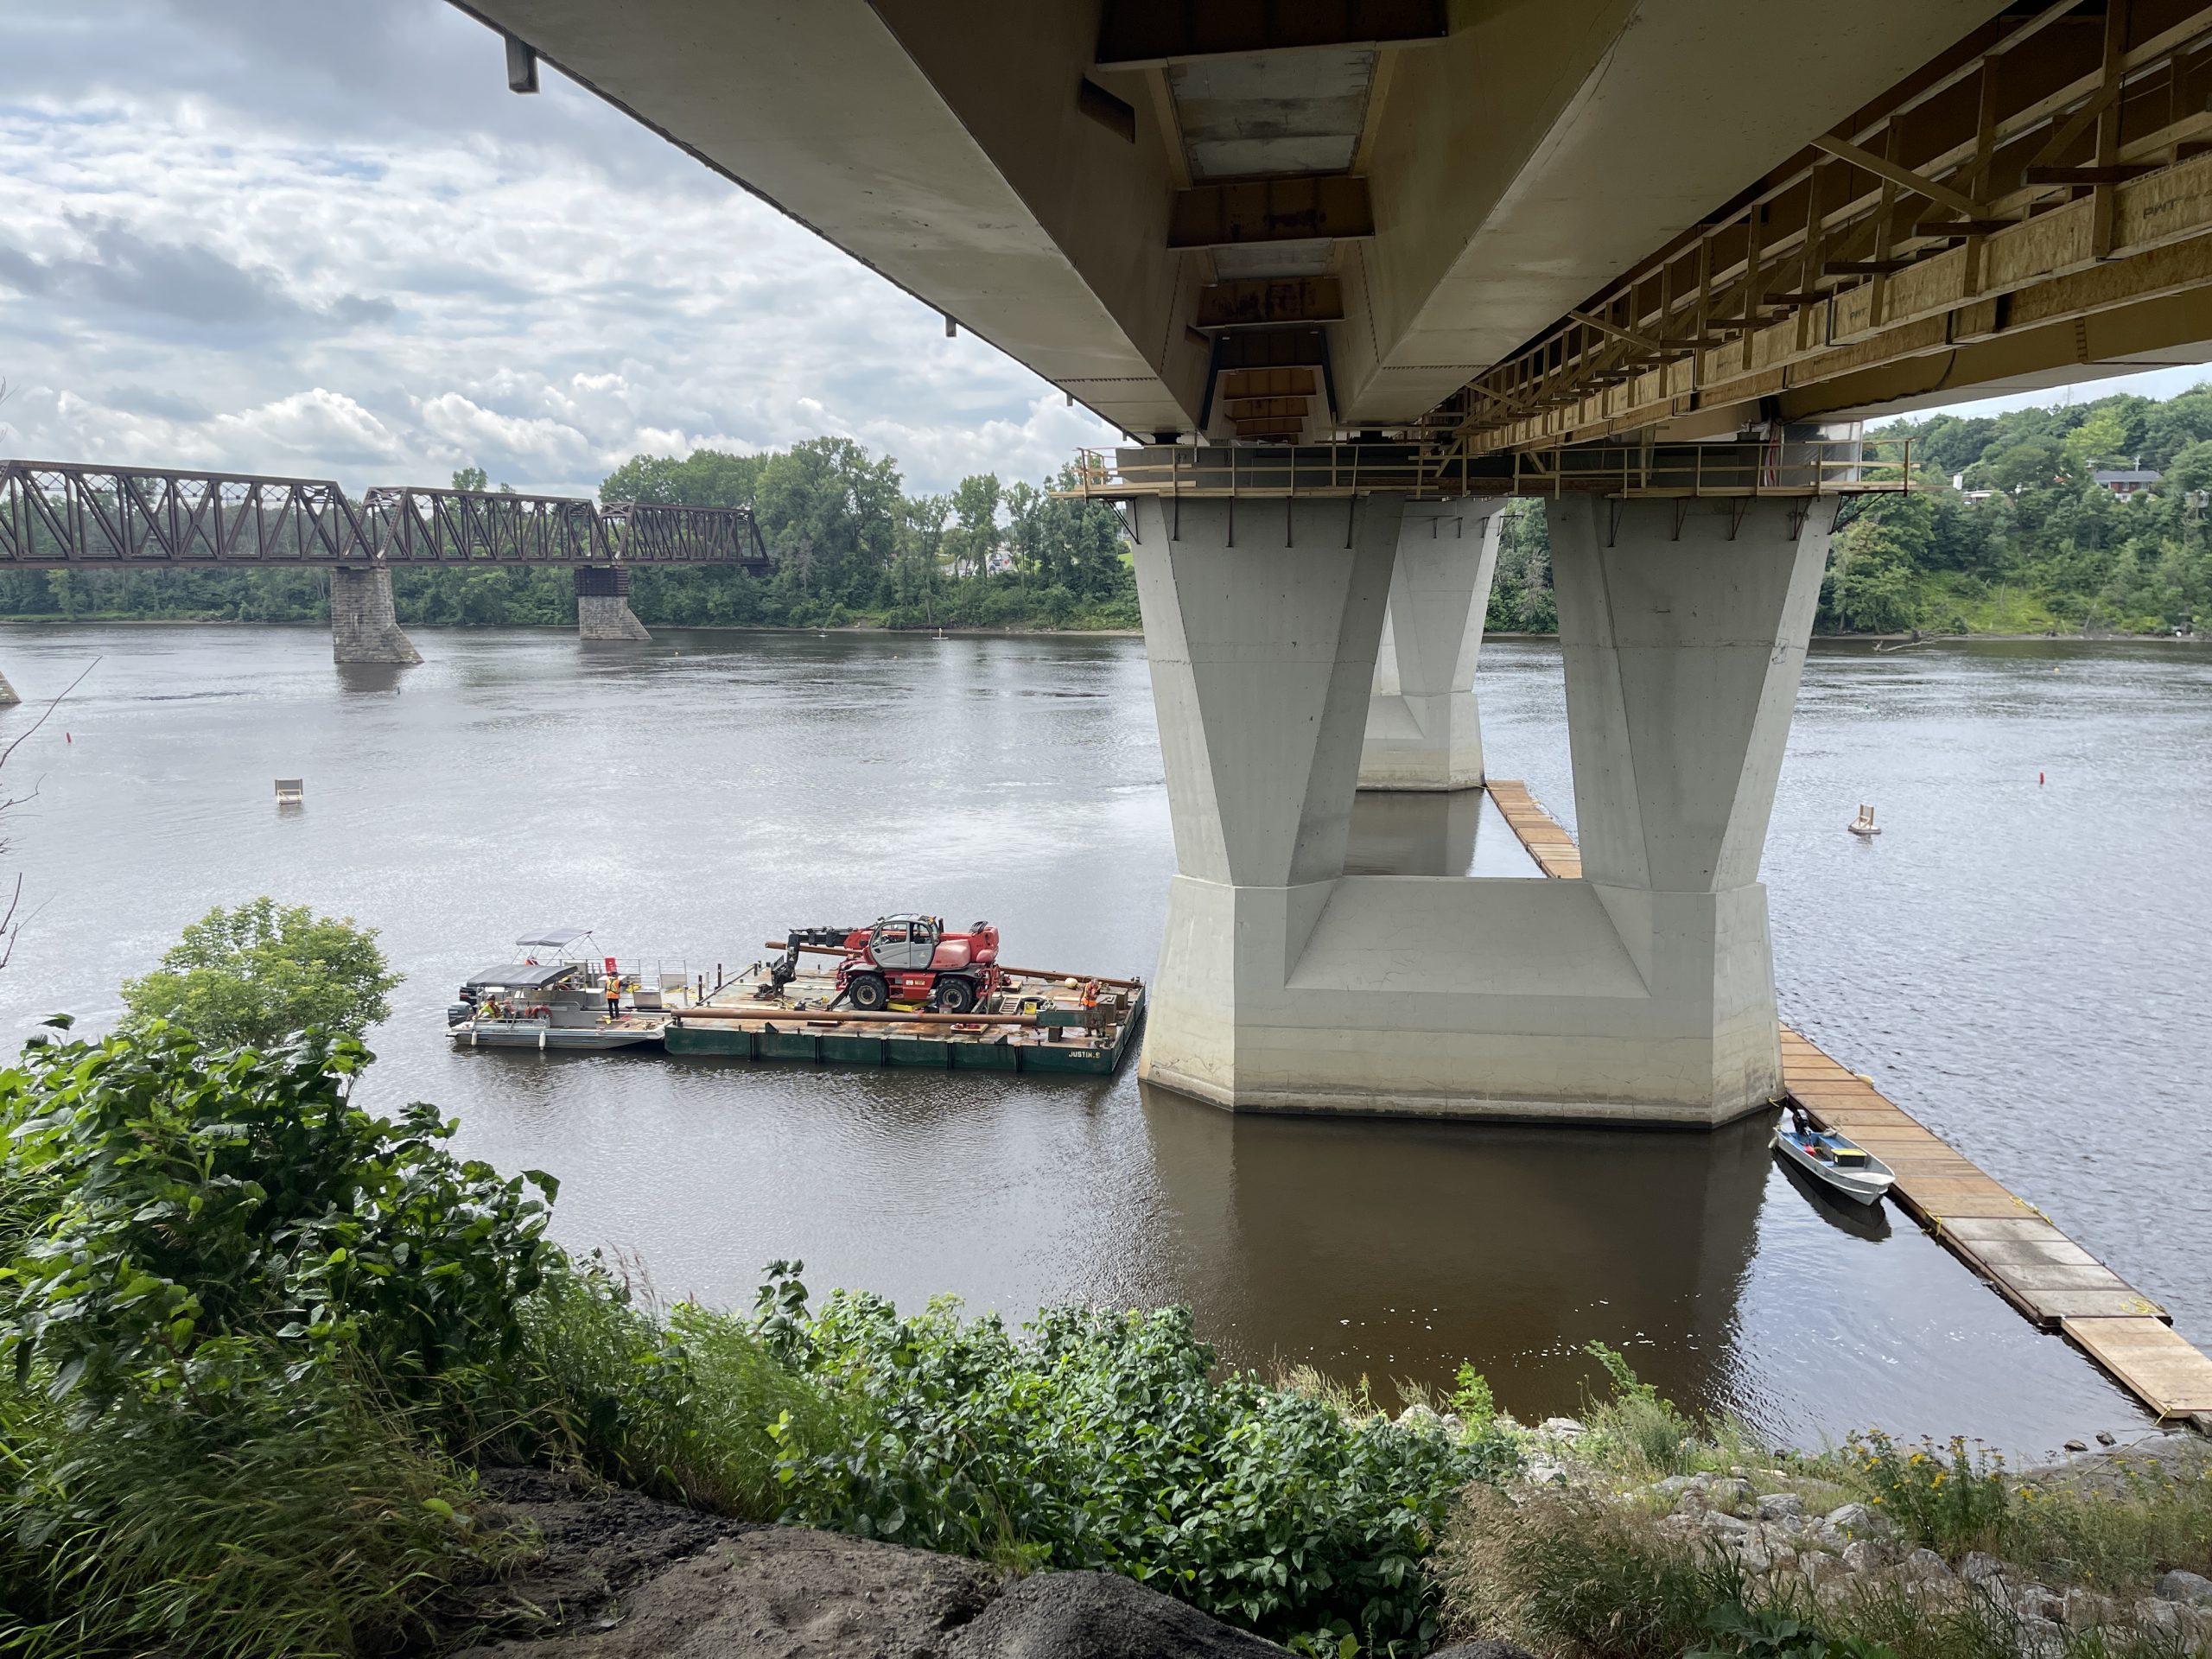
[660,962,1144,1076]
[1485,778,2212,1430]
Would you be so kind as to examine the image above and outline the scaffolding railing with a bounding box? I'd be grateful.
[1063,436,1912,502]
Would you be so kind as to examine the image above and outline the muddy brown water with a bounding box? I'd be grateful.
[4,622,2206,1457]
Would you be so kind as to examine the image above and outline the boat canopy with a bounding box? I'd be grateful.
[466,962,579,990]
[516,926,594,950]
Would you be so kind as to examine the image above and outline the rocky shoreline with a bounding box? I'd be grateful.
[434,1468,1529,1659]
[1515,1418,2212,1655]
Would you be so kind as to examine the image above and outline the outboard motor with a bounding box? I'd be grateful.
[447,1001,473,1028]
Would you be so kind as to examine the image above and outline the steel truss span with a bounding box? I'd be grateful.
[0,461,769,569]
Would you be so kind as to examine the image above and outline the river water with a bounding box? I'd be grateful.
[5,621,2207,1457]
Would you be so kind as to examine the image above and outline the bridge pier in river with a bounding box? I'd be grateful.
[1357,499,1503,792]
[329,566,422,666]
[575,565,651,641]
[1128,456,1829,1126]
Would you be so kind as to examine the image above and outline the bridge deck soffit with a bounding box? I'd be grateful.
[449,2,2212,454]
[1448,0,2212,453]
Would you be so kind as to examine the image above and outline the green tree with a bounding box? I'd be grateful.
[601,448,765,509]
[2060,407,2132,483]
[121,899,402,1049]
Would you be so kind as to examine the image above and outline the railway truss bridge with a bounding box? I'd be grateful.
[0,459,772,677]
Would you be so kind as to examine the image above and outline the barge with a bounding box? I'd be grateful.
[447,921,1143,1077]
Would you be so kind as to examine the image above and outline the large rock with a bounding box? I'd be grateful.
[946,1570,1287,1657]
[2158,1569,2212,1605]
[454,1528,999,1659]
[444,1470,1295,1659]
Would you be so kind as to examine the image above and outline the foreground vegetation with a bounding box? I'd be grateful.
[0,1019,1516,1656]
[2,907,2205,1656]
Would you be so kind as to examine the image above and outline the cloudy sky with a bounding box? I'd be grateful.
[0,0,1119,499]
[5,3,2208,501]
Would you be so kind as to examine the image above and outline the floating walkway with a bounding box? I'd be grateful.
[1484,779,2212,1430]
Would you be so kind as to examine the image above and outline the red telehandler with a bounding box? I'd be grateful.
[765,915,1003,1013]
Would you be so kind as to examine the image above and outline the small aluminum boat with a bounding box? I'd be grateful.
[1772,1108,1895,1205]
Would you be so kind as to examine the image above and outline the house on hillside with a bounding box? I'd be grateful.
[2091,466,2162,499]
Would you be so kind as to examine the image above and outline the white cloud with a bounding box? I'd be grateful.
[0,0,1118,498]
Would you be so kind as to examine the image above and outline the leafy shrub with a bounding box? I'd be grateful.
[0,1020,547,1656]
[1448,1363,1498,1432]
[0,1019,554,1409]
[1843,1432,2009,1557]
[758,1266,1518,1655]
[120,898,404,1048]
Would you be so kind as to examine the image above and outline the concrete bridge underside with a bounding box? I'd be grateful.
[457,0,2014,439]
[442,1,2212,1124]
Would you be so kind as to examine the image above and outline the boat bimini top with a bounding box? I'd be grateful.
[515,926,594,958]
[465,962,581,993]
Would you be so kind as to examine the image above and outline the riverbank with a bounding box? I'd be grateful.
[5,1016,2208,1659]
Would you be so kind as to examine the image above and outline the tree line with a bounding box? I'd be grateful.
[0,437,1139,632]
[16,388,2212,638]
[1817,385,2212,635]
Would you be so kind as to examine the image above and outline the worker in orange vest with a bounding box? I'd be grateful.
[605,972,623,1021]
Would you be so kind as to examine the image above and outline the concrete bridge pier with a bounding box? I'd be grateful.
[1129,470,1829,1126]
[576,565,651,640]
[1358,499,1504,791]
[330,565,422,665]
[0,669,19,707]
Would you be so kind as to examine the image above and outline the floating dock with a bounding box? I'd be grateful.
[1485,778,2212,1430]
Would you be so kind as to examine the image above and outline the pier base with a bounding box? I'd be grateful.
[577,566,651,640]
[1358,499,1503,791]
[330,566,422,665]
[1128,466,1827,1126]
[0,667,17,707]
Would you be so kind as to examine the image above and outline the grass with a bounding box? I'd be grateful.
[0,1363,503,1659]
[1433,1347,2212,1659]
[1439,1481,2203,1659]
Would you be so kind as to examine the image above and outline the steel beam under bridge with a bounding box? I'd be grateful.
[0,460,770,570]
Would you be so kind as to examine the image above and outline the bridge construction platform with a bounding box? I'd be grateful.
[1487,778,2212,1431]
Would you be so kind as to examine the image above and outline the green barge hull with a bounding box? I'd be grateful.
[661,988,1143,1077]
